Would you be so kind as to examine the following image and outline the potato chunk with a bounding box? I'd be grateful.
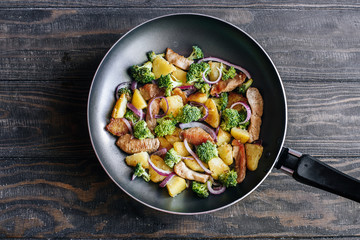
[216,128,232,146]
[125,152,150,169]
[245,143,263,171]
[231,127,250,143]
[217,143,233,165]
[166,176,187,197]
[204,98,220,128]
[183,157,209,173]
[208,157,230,180]
[149,155,172,183]
[132,89,147,110]
[111,93,127,118]
[160,95,183,117]
[152,57,176,79]
[173,141,191,157]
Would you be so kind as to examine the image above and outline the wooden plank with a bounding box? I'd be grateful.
[1,8,360,81]
[1,0,360,9]
[0,156,358,238]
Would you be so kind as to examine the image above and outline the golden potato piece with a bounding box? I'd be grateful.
[166,175,187,197]
[245,143,263,171]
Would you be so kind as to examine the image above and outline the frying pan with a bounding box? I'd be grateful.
[87,13,360,214]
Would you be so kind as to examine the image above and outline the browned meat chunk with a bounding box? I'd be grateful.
[165,48,193,70]
[139,84,165,101]
[180,127,214,145]
[105,118,130,137]
[116,134,160,154]
[146,98,161,131]
[174,161,210,183]
[246,87,263,142]
[210,73,246,96]
[232,140,246,183]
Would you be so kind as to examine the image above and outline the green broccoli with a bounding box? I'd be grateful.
[176,104,202,123]
[134,163,150,182]
[154,117,177,137]
[147,51,165,62]
[219,170,238,187]
[222,65,237,80]
[220,108,241,131]
[192,181,209,198]
[187,46,204,61]
[238,78,253,94]
[164,148,182,168]
[133,120,154,140]
[196,140,218,163]
[124,109,139,124]
[186,62,210,84]
[238,108,250,129]
[130,61,155,84]
[213,92,228,112]
[194,82,211,95]
[157,73,183,97]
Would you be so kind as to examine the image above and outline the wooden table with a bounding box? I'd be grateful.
[1,1,359,238]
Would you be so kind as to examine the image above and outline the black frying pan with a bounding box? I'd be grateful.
[87,13,360,214]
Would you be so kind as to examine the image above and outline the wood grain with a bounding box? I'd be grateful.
[0,2,359,238]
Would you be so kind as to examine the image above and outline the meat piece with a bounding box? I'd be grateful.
[105,118,130,137]
[232,140,246,183]
[165,48,193,70]
[139,84,165,101]
[180,127,214,145]
[210,73,246,96]
[174,161,210,183]
[146,98,161,131]
[116,134,160,154]
[246,87,264,142]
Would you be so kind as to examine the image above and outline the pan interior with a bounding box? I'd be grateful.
[88,14,287,214]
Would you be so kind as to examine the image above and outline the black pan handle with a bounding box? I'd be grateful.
[275,147,360,203]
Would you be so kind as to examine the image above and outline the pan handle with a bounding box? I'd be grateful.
[275,147,360,203]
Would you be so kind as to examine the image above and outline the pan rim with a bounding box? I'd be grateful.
[87,12,288,215]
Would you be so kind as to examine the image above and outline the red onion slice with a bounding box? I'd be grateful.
[127,103,144,120]
[230,101,252,124]
[184,139,212,174]
[115,82,130,99]
[151,148,168,157]
[130,81,138,91]
[207,181,226,195]
[198,57,251,79]
[159,172,176,188]
[188,101,209,121]
[121,118,133,135]
[179,122,217,142]
[148,156,172,177]
[178,85,196,90]
[148,96,169,120]
[202,67,222,85]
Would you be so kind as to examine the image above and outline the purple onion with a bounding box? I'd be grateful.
[198,57,251,79]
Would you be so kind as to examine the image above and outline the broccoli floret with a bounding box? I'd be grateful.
[147,51,165,62]
[187,46,204,61]
[222,65,237,80]
[238,78,253,94]
[130,61,155,84]
[157,73,183,97]
[238,108,250,129]
[213,92,228,112]
[194,82,211,95]
[220,108,241,131]
[134,163,150,182]
[154,117,177,137]
[124,110,139,124]
[192,181,209,198]
[176,104,202,123]
[196,140,218,163]
[133,120,154,140]
[164,148,182,168]
[186,62,210,84]
[219,170,238,187]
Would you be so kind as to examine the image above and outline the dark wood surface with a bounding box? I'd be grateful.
[1,1,360,238]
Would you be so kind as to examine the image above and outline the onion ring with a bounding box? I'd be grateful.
[151,148,168,157]
[159,172,176,188]
[230,101,251,124]
[115,82,130,99]
[207,181,226,195]
[148,156,172,177]
[202,67,222,85]
[148,96,169,120]
[127,103,144,120]
[198,57,251,79]
[184,139,212,174]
